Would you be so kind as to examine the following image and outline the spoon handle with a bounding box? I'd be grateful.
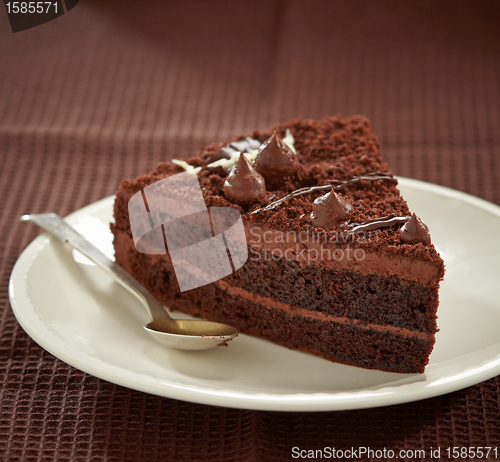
[20,213,171,323]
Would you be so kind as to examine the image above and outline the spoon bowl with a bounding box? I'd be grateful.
[145,319,238,350]
[20,213,239,350]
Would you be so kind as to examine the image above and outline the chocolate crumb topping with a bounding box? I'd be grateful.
[400,213,431,245]
[223,152,266,204]
[251,172,396,215]
[311,190,352,229]
[255,132,299,184]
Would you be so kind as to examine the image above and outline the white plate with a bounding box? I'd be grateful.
[9,178,500,411]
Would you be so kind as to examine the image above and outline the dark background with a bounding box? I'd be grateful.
[0,1,499,460]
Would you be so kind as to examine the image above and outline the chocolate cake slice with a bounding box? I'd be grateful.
[112,115,445,373]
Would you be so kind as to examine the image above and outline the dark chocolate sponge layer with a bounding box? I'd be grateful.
[225,254,439,334]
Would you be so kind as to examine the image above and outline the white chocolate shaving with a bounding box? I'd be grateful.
[282,128,296,153]
[207,149,259,170]
[171,159,202,175]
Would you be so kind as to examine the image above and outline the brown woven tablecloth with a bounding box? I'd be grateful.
[1,1,499,460]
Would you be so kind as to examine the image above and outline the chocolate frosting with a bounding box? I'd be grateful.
[223,153,266,203]
[400,213,431,245]
[255,132,299,184]
[310,190,352,229]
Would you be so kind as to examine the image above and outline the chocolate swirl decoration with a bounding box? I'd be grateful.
[347,213,434,242]
[250,172,397,215]
[348,214,410,235]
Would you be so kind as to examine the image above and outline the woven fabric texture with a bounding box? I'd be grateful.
[1,0,499,460]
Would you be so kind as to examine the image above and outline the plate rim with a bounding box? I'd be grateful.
[8,177,500,412]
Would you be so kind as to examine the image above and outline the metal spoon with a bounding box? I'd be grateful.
[20,213,239,350]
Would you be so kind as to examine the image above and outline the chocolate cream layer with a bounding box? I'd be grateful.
[244,224,441,287]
